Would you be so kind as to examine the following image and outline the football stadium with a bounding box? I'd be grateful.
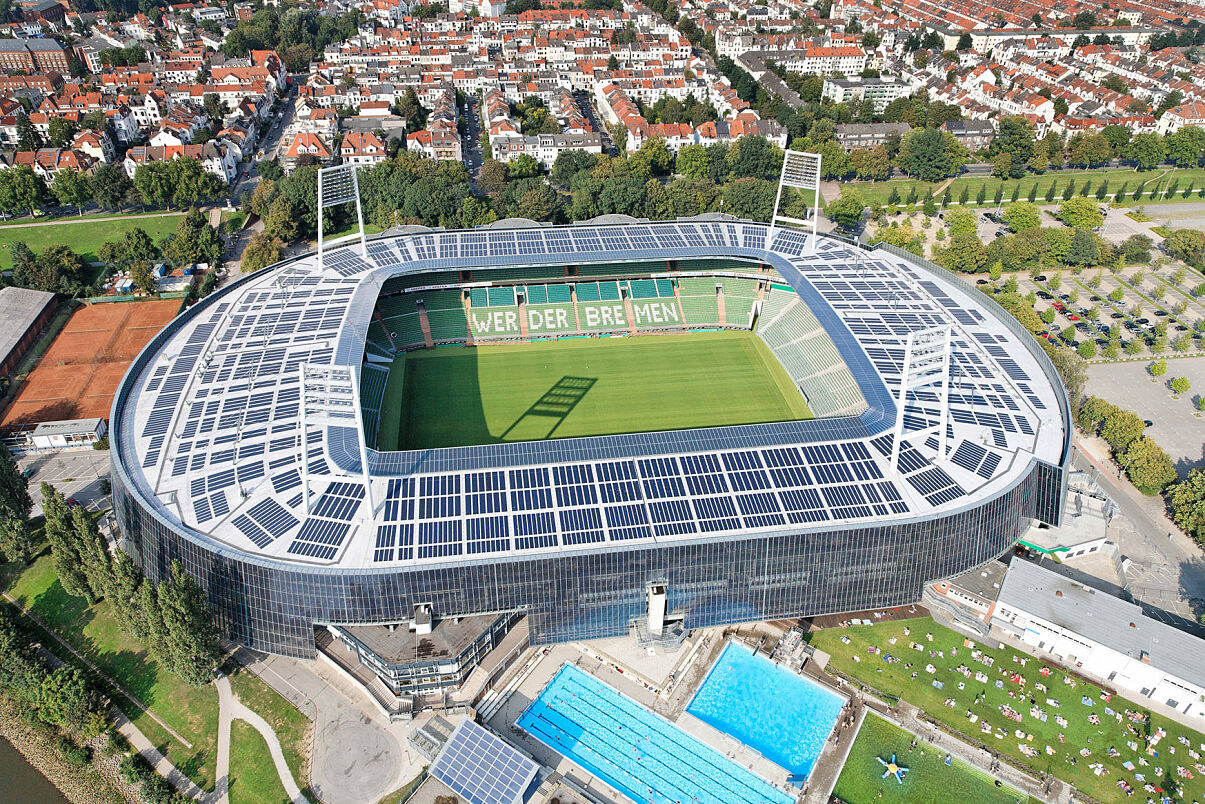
[110,209,1071,671]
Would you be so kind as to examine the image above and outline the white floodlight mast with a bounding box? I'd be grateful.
[316,165,368,267]
[888,325,953,475]
[770,150,822,252]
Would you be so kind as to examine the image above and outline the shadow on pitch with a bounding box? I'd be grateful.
[499,376,597,441]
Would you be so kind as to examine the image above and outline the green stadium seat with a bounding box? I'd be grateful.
[655,279,675,297]
[525,285,548,305]
[487,287,516,306]
[547,284,572,303]
[628,279,658,299]
[469,288,489,307]
[575,282,600,302]
[525,303,577,336]
[598,282,620,301]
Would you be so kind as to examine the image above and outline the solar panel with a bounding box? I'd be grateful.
[429,721,537,804]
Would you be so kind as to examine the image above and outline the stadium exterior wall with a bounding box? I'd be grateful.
[112,460,1061,657]
[110,235,1071,659]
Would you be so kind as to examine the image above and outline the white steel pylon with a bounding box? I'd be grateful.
[769,149,822,253]
[888,325,953,475]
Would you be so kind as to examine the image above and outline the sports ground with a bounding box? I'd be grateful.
[377,331,812,450]
[1,299,179,428]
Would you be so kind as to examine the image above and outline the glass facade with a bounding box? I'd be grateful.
[112,460,1062,658]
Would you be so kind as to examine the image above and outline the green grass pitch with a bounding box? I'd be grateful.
[376,331,812,450]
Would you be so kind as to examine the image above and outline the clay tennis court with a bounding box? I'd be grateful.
[1,299,179,427]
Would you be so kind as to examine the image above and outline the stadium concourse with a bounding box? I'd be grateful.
[110,215,1071,664]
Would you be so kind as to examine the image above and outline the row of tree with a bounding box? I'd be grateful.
[0,159,226,220]
[1077,397,1177,495]
[40,484,221,688]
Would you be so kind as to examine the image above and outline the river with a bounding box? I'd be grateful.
[0,735,68,803]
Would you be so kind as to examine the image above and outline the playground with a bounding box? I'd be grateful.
[812,618,1205,803]
[832,712,1026,804]
[1,299,178,428]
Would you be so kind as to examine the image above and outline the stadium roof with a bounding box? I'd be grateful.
[116,221,1069,570]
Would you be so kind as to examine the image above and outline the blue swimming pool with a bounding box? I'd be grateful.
[687,641,843,781]
[518,663,793,804]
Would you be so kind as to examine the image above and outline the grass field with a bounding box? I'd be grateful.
[379,331,812,450]
[810,617,1205,803]
[852,168,1205,209]
[833,712,1028,804]
[227,665,311,794]
[228,721,290,804]
[0,214,185,269]
[2,551,219,791]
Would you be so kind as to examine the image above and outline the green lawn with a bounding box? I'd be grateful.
[2,552,219,791]
[833,712,1027,804]
[382,331,812,450]
[0,214,185,268]
[810,618,1205,803]
[227,665,311,792]
[228,721,290,804]
[853,167,1205,209]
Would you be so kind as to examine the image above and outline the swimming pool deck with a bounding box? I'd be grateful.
[486,637,802,803]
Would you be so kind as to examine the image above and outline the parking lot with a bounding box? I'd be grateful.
[17,448,111,516]
[1086,358,1205,471]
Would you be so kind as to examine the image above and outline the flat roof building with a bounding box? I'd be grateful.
[992,559,1205,721]
[0,286,56,378]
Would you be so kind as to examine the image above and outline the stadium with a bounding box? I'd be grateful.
[110,189,1071,671]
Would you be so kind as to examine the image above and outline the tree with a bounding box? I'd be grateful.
[133,162,173,208]
[0,166,46,216]
[1058,196,1104,229]
[1066,228,1100,266]
[850,146,890,181]
[164,208,224,269]
[516,183,560,222]
[897,128,967,182]
[41,484,92,602]
[1077,340,1096,359]
[825,189,866,229]
[1124,132,1166,170]
[156,561,222,687]
[130,261,155,294]
[1002,201,1041,232]
[1100,407,1147,453]
[1149,359,1168,378]
[1171,376,1191,396]
[550,150,598,186]
[1164,229,1205,265]
[15,113,40,151]
[507,154,540,180]
[721,177,775,221]
[36,666,102,733]
[633,137,673,176]
[90,163,133,209]
[240,232,284,273]
[944,208,978,237]
[46,117,79,149]
[1165,126,1205,167]
[1120,436,1177,495]
[71,505,113,604]
[942,231,988,273]
[12,243,89,296]
[989,116,1036,178]
[0,443,31,564]
[51,169,92,215]
[1121,234,1152,264]
[674,144,709,181]
[1067,132,1112,167]
[1171,469,1205,544]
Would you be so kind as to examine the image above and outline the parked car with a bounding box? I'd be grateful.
[1155,310,1168,317]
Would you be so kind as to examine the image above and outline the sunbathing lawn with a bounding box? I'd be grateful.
[833,711,1028,804]
[2,552,219,791]
[810,617,1205,803]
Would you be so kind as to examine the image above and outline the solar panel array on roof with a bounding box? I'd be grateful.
[430,721,537,804]
[124,219,1061,568]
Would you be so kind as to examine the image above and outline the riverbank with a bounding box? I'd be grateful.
[0,698,130,804]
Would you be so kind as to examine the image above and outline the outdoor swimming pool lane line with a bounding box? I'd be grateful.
[686,640,846,781]
[517,663,794,804]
